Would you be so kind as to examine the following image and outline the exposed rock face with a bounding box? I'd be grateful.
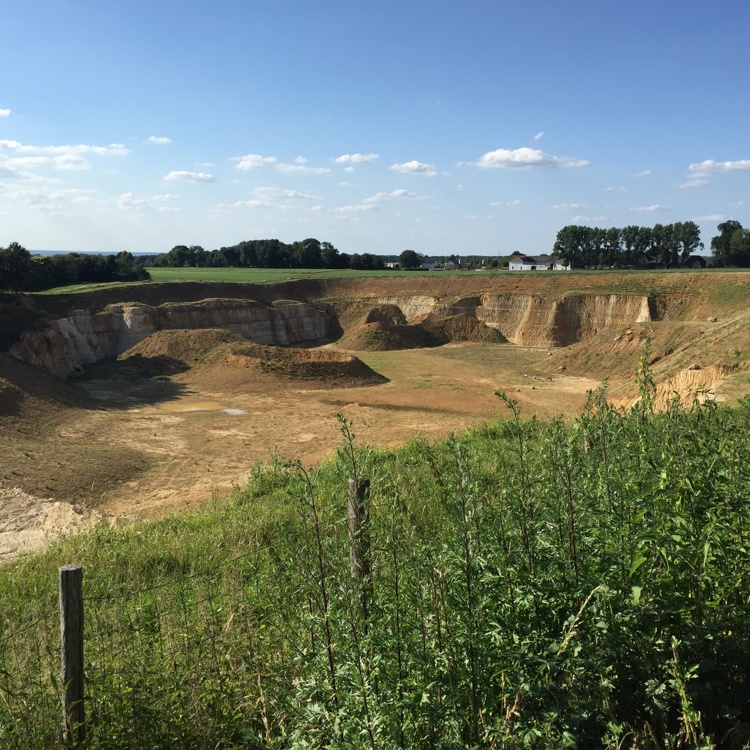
[9,290,655,378]
[379,295,437,320]
[476,293,652,347]
[12,299,334,378]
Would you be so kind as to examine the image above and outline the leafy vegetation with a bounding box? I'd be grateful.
[0,243,149,292]
[151,238,387,272]
[553,222,705,269]
[1,362,749,748]
[711,221,750,268]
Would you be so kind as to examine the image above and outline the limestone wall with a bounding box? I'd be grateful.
[10,291,655,378]
[476,293,652,347]
[12,299,333,378]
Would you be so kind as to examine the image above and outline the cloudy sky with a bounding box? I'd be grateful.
[1,0,748,256]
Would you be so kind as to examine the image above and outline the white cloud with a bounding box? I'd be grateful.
[334,153,379,164]
[730,201,745,209]
[118,192,148,209]
[390,160,438,176]
[476,147,587,169]
[148,136,172,145]
[604,186,627,193]
[294,156,308,164]
[679,177,709,189]
[533,131,544,141]
[632,169,652,178]
[689,159,750,174]
[337,188,421,214]
[117,192,181,212]
[693,214,725,222]
[276,162,331,175]
[55,154,91,171]
[572,215,609,223]
[163,170,214,183]
[229,186,316,210]
[489,199,521,207]
[553,203,587,211]
[344,166,355,173]
[235,154,278,170]
[629,204,667,213]
[0,109,10,118]
[336,203,378,214]
[0,140,128,157]
[251,187,315,201]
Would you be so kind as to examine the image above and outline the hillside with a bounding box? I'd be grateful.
[0,269,749,551]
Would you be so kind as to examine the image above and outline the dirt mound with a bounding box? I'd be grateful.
[120,329,387,388]
[121,328,245,375]
[0,353,91,417]
[365,305,408,326]
[0,484,107,560]
[342,308,505,351]
[224,344,387,386]
[342,320,441,350]
[615,361,745,410]
[422,314,506,344]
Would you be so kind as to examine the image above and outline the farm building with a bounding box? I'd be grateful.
[508,253,569,271]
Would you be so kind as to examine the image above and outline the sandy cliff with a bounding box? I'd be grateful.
[12,299,334,378]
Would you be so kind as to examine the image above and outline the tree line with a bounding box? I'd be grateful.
[710,220,750,267]
[552,221,705,269]
[0,243,149,293]
[151,238,387,271]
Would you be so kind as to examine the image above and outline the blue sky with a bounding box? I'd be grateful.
[1,0,748,256]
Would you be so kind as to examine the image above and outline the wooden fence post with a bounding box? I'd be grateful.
[348,478,371,619]
[59,564,85,746]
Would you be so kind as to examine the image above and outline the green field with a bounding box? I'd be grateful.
[34,266,448,294]
[148,266,410,283]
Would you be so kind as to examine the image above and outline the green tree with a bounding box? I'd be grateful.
[398,249,423,270]
[292,238,323,268]
[673,221,704,264]
[0,242,32,292]
[711,220,744,266]
[553,225,589,269]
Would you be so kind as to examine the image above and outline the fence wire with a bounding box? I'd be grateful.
[0,552,270,749]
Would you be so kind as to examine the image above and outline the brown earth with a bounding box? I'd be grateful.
[2,270,750,555]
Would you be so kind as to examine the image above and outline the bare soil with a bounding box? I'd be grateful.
[0,336,599,545]
[2,270,750,555]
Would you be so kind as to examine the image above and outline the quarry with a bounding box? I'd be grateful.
[1,270,749,557]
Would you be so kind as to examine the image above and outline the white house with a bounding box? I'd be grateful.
[508,253,569,271]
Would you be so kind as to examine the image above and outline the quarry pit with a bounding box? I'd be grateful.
[1,271,749,556]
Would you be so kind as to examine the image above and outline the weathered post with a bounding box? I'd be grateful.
[59,564,85,746]
[348,478,372,619]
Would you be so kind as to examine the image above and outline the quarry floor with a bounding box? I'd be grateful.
[4,268,750,558]
[0,341,601,556]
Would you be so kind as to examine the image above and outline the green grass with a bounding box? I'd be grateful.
[1,373,749,748]
[148,266,407,284]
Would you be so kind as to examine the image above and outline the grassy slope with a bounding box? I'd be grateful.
[1,390,749,748]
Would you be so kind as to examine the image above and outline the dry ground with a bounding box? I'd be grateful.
[0,339,600,551]
[3,270,750,555]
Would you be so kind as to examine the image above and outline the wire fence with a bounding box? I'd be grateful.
[0,548,271,748]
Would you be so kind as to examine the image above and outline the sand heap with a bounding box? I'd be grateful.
[121,329,387,388]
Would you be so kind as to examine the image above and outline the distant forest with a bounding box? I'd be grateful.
[0,243,148,292]
[2,220,749,293]
[151,238,386,271]
[553,220,750,269]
